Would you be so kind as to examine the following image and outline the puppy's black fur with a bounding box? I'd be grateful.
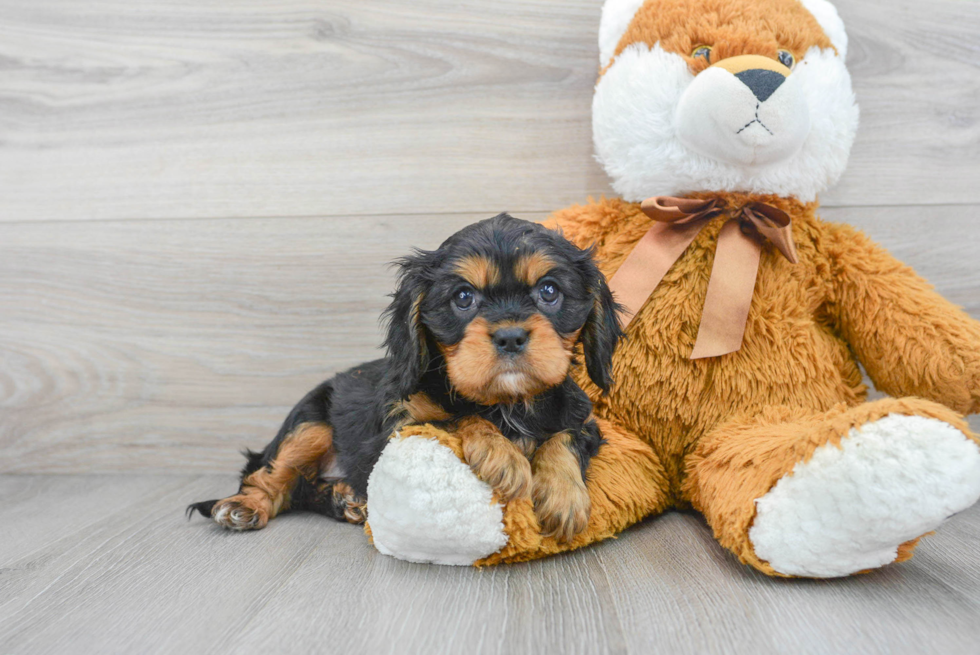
[188,214,623,530]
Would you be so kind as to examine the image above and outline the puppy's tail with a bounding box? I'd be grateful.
[186,499,218,520]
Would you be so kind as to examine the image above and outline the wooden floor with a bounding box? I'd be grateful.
[2,0,980,652]
[0,474,978,655]
[2,1,979,473]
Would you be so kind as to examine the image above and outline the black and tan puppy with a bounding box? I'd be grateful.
[187,213,623,542]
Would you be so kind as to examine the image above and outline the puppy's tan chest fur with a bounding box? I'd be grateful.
[552,197,866,485]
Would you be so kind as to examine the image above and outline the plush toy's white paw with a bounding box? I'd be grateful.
[749,415,980,577]
[366,434,508,565]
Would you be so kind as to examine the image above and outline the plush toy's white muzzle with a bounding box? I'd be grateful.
[593,41,857,203]
[675,57,811,167]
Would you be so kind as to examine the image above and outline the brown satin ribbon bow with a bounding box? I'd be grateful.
[608,196,799,359]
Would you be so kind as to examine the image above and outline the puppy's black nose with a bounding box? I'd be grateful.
[735,69,785,103]
[493,327,528,354]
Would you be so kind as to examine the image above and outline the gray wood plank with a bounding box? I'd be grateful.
[0,475,334,654]
[0,211,543,474]
[825,0,980,207]
[1,205,977,473]
[0,0,978,223]
[0,475,185,567]
[2,474,978,655]
[602,511,980,655]
[0,0,609,222]
[223,536,629,655]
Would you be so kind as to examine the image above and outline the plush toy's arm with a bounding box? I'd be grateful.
[827,222,980,415]
[365,419,668,565]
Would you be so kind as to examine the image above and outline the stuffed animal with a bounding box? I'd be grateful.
[363,0,980,576]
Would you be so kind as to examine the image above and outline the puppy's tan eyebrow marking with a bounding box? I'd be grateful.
[515,251,556,286]
[454,255,501,288]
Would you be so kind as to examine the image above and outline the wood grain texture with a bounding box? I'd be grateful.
[0,205,977,473]
[826,0,980,207]
[599,510,980,655]
[0,0,608,222]
[2,1,979,651]
[0,211,545,473]
[1,0,979,222]
[1,474,979,654]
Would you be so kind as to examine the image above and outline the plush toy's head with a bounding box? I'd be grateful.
[594,0,858,202]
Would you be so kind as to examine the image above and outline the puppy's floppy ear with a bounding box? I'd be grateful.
[580,255,625,394]
[382,250,433,400]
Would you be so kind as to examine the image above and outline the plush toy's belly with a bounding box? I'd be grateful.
[573,210,866,495]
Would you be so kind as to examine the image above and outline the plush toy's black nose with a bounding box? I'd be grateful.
[735,69,785,103]
[493,327,528,354]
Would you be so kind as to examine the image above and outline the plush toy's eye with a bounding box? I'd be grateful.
[777,49,796,69]
[537,281,561,305]
[692,45,713,63]
[452,288,476,310]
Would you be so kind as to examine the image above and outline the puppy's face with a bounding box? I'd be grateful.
[431,247,587,405]
[384,214,622,405]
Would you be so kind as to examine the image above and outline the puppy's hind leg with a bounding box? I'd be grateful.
[291,477,367,524]
[188,422,335,531]
[188,380,336,530]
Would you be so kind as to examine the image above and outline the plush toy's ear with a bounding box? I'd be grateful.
[580,262,625,394]
[598,0,647,68]
[798,0,849,57]
[382,251,433,401]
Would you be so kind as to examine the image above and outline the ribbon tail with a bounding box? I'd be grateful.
[690,221,762,359]
[744,204,799,264]
[758,223,799,264]
[608,221,705,327]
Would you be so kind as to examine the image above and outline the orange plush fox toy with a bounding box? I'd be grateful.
[364,0,980,576]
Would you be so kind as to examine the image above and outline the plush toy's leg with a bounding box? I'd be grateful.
[365,419,669,565]
[684,398,980,578]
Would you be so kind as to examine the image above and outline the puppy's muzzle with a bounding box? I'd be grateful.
[492,327,529,355]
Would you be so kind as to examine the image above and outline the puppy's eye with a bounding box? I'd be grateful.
[452,288,475,310]
[537,282,560,305]
[692,45,712,63]
[777,49,795,69]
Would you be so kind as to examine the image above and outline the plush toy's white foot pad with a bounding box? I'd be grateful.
[366,434,508,565]
[749,414,980,578]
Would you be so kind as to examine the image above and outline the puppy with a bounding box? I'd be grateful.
[187,213,623,542]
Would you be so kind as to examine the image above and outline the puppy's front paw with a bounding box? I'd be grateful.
[532,474,590,543]
[211,493,270,531]
[460,419,532,502]
[532,433,591,543]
